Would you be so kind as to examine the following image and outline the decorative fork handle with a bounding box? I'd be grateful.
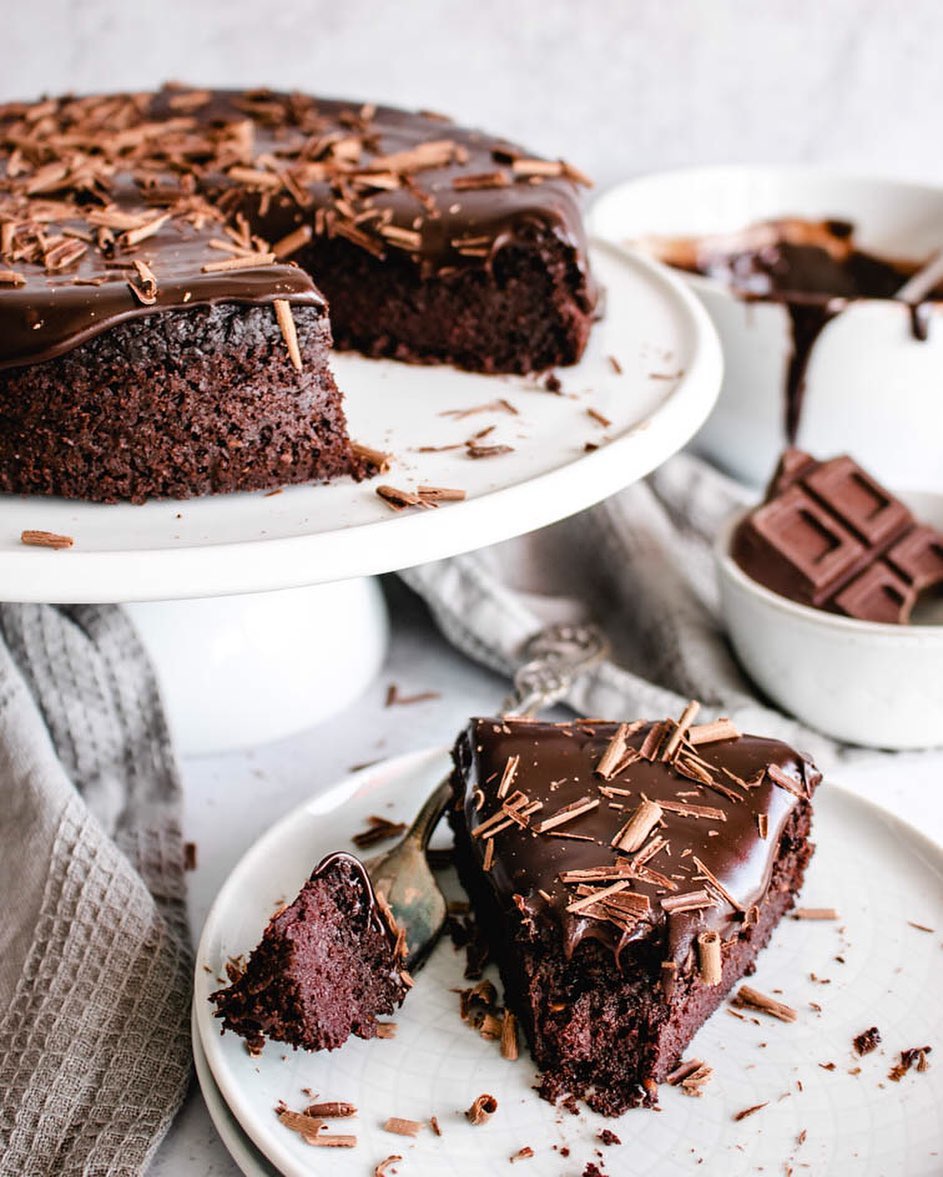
[501,622,609,718]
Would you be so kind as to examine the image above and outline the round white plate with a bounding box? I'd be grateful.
[0,241,720,602]
[194,748,943,1177]
[192,1008,278,1177]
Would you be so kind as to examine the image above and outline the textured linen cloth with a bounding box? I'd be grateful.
[0,604,191,1176]
[403,451,876,771]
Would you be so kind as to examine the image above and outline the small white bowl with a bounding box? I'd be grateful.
[715,501,943,750]
[590,165,943,494]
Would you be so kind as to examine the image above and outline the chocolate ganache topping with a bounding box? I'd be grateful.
[0,86,595,370]
[453,713,819,969]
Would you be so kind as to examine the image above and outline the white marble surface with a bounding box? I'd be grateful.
[4,0,943,189]
[153,579,943,1176]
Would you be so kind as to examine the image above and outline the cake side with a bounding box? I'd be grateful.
[449,714,820,1114]
[211,852,410,1053]
[0,301,363,502]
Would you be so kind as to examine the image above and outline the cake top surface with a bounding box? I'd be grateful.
[453,710,820,967]
[0,86,592,369]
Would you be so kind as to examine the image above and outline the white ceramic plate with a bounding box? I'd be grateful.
[0,241,720,603]
[194,748,943,1177]
[193,1009,278,1177]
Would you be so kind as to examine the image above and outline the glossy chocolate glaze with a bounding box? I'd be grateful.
[649,218,942,441]
[453,717,819,969]
[0,88,594,370]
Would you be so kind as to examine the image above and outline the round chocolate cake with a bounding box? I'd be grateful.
[0,88,596,502]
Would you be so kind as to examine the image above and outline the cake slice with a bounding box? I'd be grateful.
[211,852,411,1053]
[449,708,820,1114]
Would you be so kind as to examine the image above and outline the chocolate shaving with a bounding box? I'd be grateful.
[853,1027,881,1056]
[374,1157,402,1177]
[658,799,726,821]
[352,814,407,848]
[385,683,440,706]
[888,1046,932,1081]
[376,484,434,512]
[510,1147,534,1162]
[766,763,807,799]
[661,888,715,914]
[638,722,668,761]
[451,170,510,190]
[20,529,74,549]
[661,701,701,760]
[466,441,514,459]
[565,879,631,915]
[417,484,466,502]
[383,1117,422,1137]
[732,985,797,1023]
[666,1058,714,1096]
[465,1093,498,1125]
[697,930,723,985]
[611,798,663,854]
[351,441,392,472]
[586,407,611,428]
[276,1103,357,1148]
[692,855,745,912]
[272,223,313,259]
[534,795,599,833]
[497,754,520,799]
[596,722,643,780]
[500,1010,519,1060]
[273,299,303,371]
[304,1101,357,1118]
[688,718,741,745]
[733,1102,768,1122]
[791,907,839,921]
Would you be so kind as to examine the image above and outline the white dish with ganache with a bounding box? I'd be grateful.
[590,165,943,494]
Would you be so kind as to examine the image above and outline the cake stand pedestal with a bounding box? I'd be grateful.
[126,579,389,756]
[0,244,721,756]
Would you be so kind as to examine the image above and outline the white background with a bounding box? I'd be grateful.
[4,0,943,190]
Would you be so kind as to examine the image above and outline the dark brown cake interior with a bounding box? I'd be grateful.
[211,852,409,1053]
[449,713,820,1114]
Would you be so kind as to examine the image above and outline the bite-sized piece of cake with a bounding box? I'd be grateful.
[0,88,596,501]
[732,449,943,624]
[449,707,821,1115]
[211,852,410,1054]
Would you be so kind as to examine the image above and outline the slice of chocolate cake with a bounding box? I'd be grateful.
[211,852,411,1054]
[449,707,820,1115]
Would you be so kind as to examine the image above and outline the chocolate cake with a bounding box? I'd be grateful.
[449,707,820,1115]
[0,87,595,502]
[733,449,943,623]
[211,852,410,1053]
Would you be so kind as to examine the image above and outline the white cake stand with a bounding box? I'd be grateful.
[1,243,721,753]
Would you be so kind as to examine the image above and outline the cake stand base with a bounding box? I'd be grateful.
[126,578,389,757]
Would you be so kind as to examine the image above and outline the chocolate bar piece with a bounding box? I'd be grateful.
[732,449,943,623]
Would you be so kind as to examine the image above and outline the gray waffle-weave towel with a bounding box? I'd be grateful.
[403,451,883,770]
[0,604,191,1176]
